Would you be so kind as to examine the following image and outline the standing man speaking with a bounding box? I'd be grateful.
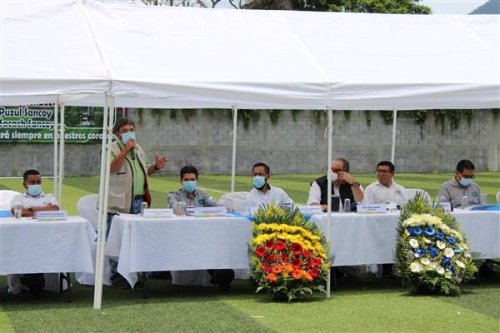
[108,117,167,221]
[107,117,167,286]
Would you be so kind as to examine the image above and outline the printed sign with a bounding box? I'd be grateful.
[0,104,105,144]
[356,204,387,214]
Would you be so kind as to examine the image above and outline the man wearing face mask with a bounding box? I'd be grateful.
[438,159,481,208]
[307,157,364,212]
[10,169,59,217]
[167,165,233,291]
[8,169,59,299]
[247,162,293,206]
[108,118,167,218]
[168,165,219,209]
[108,117,167,287]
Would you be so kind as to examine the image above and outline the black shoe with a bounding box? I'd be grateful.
[20,274,45,300]
[111,274,131,289]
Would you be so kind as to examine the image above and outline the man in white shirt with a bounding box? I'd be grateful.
[363,161,406,205]
[247,162,293,206]
[307,157,364,212]
[8,169,60,299]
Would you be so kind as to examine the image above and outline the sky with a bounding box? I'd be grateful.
[419,0,488,14]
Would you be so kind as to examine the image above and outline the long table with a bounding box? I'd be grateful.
[106,211,500,287]
[310,210,500,266]
[0,216,96,275]
[106,214,252,287]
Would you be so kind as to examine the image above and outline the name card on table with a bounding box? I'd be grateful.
[185,206,228,216]
[436,202,452,212]
[36,210,68,221]
[142,208,174,218]
[297,205,323,221]
[356,204,387,214]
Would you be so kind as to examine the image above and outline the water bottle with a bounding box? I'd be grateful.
[343,198,351,213]
[461,195,468,209]
[141,201,148,216]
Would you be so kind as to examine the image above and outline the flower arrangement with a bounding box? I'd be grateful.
[249,204,331,301]
[395,194,477,295]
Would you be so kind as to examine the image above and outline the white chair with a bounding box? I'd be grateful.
[404,188,432,205]
[77,194,99,231]
[218,192,251,212]
[0,190,21,214]
[75,193,111,286]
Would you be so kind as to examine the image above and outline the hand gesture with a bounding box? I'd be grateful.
[338,171,355,186]
[154,155,168,171]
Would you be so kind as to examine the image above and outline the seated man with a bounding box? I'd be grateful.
[8,169,60,299]
[168,165,218,208]
[363,161,406,205]
[167,165,234,291]
[307,157,363,211]
[438,159,481,208]
[247,162,293,206]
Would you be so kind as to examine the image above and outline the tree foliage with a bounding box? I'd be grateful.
[244,0,431,13]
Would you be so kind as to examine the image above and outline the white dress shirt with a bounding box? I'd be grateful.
[248,186,293,206]
[362,180,406,204]
[10,192,59,210]
[307,181,341,205]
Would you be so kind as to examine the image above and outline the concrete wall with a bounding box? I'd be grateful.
[1,109,498,177]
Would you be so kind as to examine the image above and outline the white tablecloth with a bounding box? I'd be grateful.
[310,210,500,266]
[0,216,96,275]
[106,214,252,287]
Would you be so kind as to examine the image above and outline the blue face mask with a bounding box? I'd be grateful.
[121,131,136,144]
[459,177,472,187]
[182,180,197,193]
[252,176,266,189]
[27,184,42,197]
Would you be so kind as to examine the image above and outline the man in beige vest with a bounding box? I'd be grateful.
[107,117,167,287]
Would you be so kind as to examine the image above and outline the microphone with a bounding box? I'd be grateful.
[131,147,136,160]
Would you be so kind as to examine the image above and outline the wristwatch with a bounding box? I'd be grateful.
[351,182,360,188]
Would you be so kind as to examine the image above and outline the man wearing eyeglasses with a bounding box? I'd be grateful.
[438,159,481,208]
[362,161,406,205]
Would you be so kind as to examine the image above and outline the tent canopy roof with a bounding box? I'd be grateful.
[2,0,499,109]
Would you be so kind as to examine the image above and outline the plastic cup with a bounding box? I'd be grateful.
[174,202,186,216]
[479,193,487,204]
[14,205,22,219]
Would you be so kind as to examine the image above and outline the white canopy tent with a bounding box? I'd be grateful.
[2,0,499,309]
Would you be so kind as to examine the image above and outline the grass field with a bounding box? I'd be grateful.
[1,172,499,332]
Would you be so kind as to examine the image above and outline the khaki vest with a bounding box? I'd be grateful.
[107,141,149,214]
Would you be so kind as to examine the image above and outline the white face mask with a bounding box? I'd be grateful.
[328,170,338,182]
[459,177,472,187]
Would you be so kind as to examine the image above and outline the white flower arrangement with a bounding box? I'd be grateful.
[395,196,477,296]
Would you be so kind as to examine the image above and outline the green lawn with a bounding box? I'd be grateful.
[1,172,499,215]
[1,172,499,332]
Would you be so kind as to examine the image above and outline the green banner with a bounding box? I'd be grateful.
[0,105,104,144]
